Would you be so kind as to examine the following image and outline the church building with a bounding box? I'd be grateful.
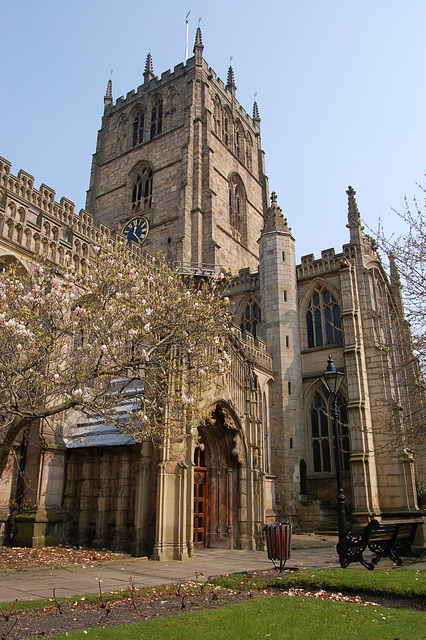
[0,29,423,559]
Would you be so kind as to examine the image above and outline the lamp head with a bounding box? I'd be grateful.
[321,355,345,397]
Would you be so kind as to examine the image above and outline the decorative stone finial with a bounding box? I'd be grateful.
[144,53,154,83]
[226,65,236,91]
[346,185,361,228]
[253,101,260,121]
[193,27,204,66]
[263,192,290,233]
[104,79,113,107]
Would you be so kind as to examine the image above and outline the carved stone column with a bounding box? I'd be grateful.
[131,441,153,557]
[114,450,131,552]
[78,453,94,546]
[93,452,110,549]
[227,467,233,539]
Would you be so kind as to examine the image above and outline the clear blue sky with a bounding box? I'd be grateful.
[1,0,425,261]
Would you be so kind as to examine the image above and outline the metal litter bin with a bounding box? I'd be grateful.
[264,522,292,571]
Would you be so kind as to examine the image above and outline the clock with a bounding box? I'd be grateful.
[122,216,150,246]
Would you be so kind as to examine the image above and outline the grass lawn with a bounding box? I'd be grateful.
[212,566,426,598]
[46,595,426,640]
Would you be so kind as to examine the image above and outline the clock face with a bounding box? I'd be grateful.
[123,216,150,246]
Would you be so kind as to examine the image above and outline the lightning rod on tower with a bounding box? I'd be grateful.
[185,10,191,64]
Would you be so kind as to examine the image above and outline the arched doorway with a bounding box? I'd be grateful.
[193,404,247,549]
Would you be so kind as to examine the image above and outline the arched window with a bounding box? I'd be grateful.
[131,166,153,214]
[132,110,144,147]
[229,175,246,240]
[245,132,253,170]
[310,389,349,473]
[223,108,232,147]
[234,122,244,160]
[306,287,343,348]
[150,98,163,139]
[213,96,222,137]
[240,297,261,338]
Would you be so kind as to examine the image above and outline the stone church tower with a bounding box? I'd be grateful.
[86,28,266,275]
[0,28,423,555]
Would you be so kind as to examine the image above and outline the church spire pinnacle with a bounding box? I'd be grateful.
[144,52,154,83]
[226,65,237,96]
[346,185,363,246]
[263,192,290,234]
[253,101,260,122]
[193,27,204,66]
[389,252,404,314]
[346,186,361,228]
[104,78,113,107]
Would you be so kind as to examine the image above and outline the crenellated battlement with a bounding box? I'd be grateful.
[228,267,259,295]
[296,244,357,280]
[0,155,127,269]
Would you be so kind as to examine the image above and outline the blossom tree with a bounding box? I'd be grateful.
[0,243,232,477]
[375,182,426,457]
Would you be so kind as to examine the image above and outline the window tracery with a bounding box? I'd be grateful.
[310,389,349,473]
[245,132,253,170]
[229,175,245,240]
[131,165,153,214]
[240,297,261,339]
[306,286,343,348]
[234,121,244,160]
[132,110,144,147]
[213,96,222,137]
[222,108,232,147]
[150,98,163,139]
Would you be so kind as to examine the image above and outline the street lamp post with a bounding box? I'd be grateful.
[321,355,346,542]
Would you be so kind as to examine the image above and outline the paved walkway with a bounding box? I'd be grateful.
[0,536,424,604]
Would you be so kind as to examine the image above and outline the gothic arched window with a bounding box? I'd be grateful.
[150,98,163,139]
[245,132,253,170]
[213,96,222,137]
[132,110,144,147]
[306,287,343,348]
[131,166,153,214]
[234,121,244,160]
[229,175,245,240]
[223,108,232,147]
[310,390,349,473]
[240,297,261,338]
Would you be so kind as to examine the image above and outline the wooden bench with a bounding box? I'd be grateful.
[337,517,423,570]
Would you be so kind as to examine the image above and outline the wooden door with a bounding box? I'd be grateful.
[193,447,208,547]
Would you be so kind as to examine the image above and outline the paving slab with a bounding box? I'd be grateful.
[0,537,423,604]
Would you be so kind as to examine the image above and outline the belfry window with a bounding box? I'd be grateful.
[306,287,343,348]
[229,176,245,238]
[310,390,349,473]
[150,98,163,139]
[240,298,261,338]
[131,166,153,213]
[235,123,243,159]
[132,110,144,147]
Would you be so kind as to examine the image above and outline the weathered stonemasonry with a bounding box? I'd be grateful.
[0,28,423,555]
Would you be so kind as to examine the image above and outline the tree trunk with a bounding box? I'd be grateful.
[0,416,31,478]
